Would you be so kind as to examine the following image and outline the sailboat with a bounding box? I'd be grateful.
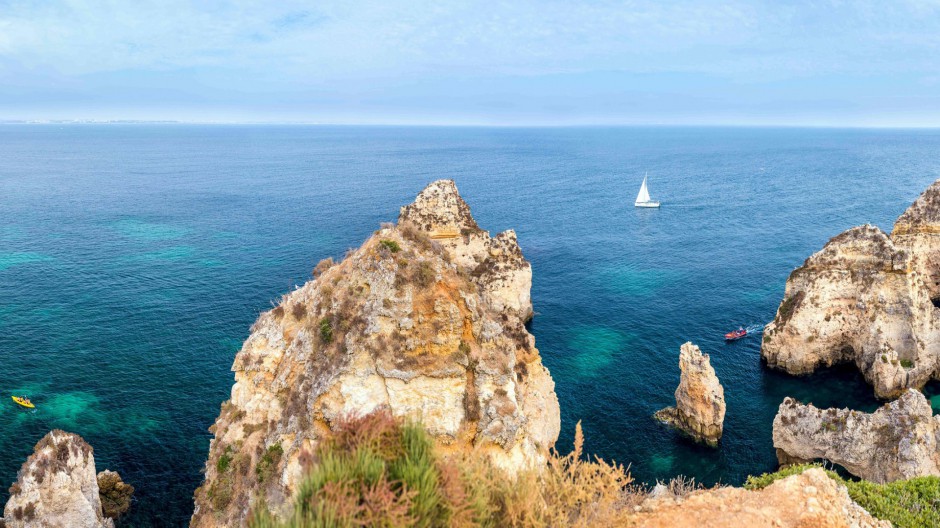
[634,173,660,208]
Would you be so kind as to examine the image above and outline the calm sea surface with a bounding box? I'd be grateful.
[2,125,940,525]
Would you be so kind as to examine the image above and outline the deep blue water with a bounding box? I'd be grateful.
[2,125,940,526]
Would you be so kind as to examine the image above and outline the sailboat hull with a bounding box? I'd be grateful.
[634,201,660,208]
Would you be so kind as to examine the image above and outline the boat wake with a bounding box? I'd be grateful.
[745,323,765,334]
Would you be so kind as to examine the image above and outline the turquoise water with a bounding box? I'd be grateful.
[2,125,940,525]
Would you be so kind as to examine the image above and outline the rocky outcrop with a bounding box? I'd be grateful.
[762,180,940,398]
[2,431,114,528]
[654,342,725,446]
[191,180,560,526]
[629,468,889,528]
[772,389,940,483]
[96,470,134,520]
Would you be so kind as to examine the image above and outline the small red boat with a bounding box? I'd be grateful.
[725,327,747,341]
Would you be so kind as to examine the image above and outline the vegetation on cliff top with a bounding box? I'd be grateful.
[249,410,641,528]
[745,463,940,528]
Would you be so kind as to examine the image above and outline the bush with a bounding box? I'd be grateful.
[291,303,307,321]
[249,411,637,528]
[319,319,333,344]
[745,464,940,528]
[380,240,402,253]
[900,359,914,369]
[415,262,436,288]
[256,444,284,484]
[313,257,335,278]
[217,447,233,473]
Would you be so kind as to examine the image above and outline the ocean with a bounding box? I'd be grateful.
[2,125,940,526]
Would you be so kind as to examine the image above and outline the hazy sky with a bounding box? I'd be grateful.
[2,1,940,125]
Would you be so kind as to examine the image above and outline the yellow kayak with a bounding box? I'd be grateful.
[12,396,34,409]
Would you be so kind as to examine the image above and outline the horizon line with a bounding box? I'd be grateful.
[2,119,940,130]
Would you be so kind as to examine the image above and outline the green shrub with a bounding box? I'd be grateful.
[319,318,333,344]
[900,359,914,369]
[217,447,233,473]
[380,240,402,253]
[256,443,284,484]
[745,464,940,528]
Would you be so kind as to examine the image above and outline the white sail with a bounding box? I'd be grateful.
[635,176,651,204]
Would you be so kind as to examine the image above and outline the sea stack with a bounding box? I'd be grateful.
[762,179,940,399]
[772,389,940,483]
[191,180,560,526]
[2,430,121,528]
[655,342,725,446]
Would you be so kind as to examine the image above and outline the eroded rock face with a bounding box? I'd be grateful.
[2,430,113,528]
[191,180,559,526]
[654,342,725,446]
[893,180,940,300]
[772,389,940,483]
[630,468,890,528]
[762,182,940,398]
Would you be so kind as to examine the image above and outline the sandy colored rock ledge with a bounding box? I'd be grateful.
[627,468,889,528]
[654,342,725,446]
[773,389,940,483]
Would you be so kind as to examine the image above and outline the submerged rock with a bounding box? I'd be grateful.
[772,389,940,483]
[654,342,725,446]
[191,180,560,526]
[630,468,889,528]
[2,430,116,528]
[762,179,940,398]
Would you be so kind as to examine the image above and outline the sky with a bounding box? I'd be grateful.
[1,1,940,126]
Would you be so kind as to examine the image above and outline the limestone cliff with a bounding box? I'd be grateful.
[654,342,725,446]
[191,180,560,526]
[628,468,889,528]
[772,389,940,483]
[893,179,940,300]
[2,430,114,528]
[762,180,940,398]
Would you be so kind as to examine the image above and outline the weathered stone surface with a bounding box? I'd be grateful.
[191,180,559,526]
[2,430,113,528]
[893,179,940,300]
[772,389,940,483]
[629,468,890,528]
[762,180,940,398]
[654,342,725,446]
